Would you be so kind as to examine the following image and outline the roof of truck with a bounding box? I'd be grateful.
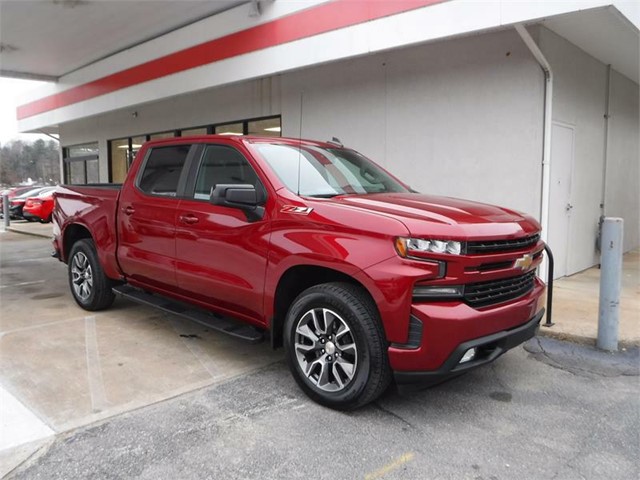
[142,135,345,149]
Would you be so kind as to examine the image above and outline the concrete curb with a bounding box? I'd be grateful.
[6,227,52,239]
[539,327,640,350]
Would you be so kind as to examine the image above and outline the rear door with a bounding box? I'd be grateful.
[174,143,271,323]
[117,143,194,291]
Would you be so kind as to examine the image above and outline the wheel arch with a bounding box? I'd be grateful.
[270,264,379,349]
[62,223,93,263]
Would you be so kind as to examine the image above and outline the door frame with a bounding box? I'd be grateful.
[549,120,576,278]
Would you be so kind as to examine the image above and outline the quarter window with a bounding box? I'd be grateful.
[138,145,191,196]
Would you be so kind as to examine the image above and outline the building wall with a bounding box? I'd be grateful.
[606,69,640,252]
[61,28,545,219]
[539,27,639,276]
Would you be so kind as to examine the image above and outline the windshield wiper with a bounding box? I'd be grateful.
[306,193,340,198]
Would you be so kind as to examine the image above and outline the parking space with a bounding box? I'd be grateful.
[0,231,281,474]
[6,338,640,480]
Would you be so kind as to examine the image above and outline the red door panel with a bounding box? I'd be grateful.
[117,144,192,291]
[174,199,270,323]
[117,190,179,290]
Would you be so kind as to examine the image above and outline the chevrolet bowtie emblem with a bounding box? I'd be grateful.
[514,254,533,270]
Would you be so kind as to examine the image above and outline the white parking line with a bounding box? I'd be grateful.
[0,385,54,451]
[0,280,46,289]
[84,316,109,413]
[0,318,81,336]
[12,257,53,264]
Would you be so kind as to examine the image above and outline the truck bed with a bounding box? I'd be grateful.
[54,184,123,279]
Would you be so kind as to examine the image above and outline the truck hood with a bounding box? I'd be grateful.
[323,193,540,239]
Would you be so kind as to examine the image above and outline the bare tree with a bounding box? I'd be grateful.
[0,139,61,186]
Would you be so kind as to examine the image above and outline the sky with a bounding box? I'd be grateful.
[0,78,52,145]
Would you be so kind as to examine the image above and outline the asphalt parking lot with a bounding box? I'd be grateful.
[1,232,639,479]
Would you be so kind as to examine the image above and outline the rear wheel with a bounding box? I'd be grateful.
[284,282,391,410]
[68,239,115,311]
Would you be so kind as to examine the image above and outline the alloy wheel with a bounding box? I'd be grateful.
[71,252,93,301]
[294,308,358,392]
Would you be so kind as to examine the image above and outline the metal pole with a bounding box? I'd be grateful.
[543,243,554,327]
[2,195,9,229]
[597,217,623,351]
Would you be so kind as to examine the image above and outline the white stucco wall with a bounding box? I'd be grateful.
[606,69,640,252]
[539,26,639,275]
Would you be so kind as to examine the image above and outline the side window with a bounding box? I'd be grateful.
[194,145,260,200]
[138,145,191,196]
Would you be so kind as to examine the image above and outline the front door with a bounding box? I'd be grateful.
[117,143,193,291]
[174,143,271,324]
[548,122,575,279]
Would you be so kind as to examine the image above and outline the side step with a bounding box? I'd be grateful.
[112,284,264,344]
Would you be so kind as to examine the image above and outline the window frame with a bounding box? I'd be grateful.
[62,143,99,185]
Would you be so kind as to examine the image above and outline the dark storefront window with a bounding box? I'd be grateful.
[63,142,99,185]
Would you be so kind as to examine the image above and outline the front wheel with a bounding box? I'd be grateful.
[68,239,115,311]
[284,282,391,410]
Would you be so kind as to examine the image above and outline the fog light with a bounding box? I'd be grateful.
[460,348,477,364]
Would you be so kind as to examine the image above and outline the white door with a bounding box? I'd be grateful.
[548,123,575,279]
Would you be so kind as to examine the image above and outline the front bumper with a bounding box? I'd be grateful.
[394,308,544,385]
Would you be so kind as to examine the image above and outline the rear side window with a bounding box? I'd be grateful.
[193,145,260,200]
[138,145,190,196]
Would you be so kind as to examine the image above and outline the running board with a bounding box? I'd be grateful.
[112,284,264,343]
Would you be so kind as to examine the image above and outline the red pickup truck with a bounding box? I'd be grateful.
[53,135,546,409]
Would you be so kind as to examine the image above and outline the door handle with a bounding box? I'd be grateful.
[123,206,135,216]
[179,214,199,225]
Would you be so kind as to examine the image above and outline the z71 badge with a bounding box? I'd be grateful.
[281,205,313,215]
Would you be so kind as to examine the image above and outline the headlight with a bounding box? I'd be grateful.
[395,237,462,258]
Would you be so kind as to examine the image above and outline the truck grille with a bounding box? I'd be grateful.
[464,271,536,308]
[466,234,540,254]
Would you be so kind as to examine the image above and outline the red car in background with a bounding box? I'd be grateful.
[22,187,57,223]
[0,186,44,217]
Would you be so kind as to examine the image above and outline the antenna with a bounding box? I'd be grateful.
[296,91,304,196]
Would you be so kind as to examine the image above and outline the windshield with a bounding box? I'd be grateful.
[17,187,47,199]
[254,144,409,198]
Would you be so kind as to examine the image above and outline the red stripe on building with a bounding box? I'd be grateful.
[17,0,444,120]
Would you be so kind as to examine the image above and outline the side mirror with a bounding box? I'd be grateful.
[210,184,266,221]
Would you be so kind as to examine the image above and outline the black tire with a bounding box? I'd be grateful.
[284,282,391,410]
[68,239,115,311]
